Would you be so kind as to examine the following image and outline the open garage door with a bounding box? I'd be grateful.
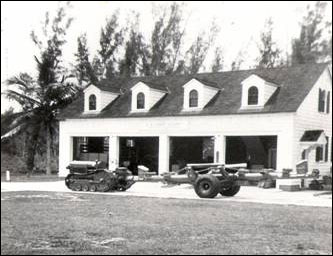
[119,137,159,175]
[169,137,215,171]
[72,137,109,167]
[226,136,277,170]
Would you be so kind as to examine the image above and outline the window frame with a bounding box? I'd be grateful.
[137,92,145,110]
[189,89,199,108]
[318,88,326,113]
[248,86,259,106]
[89,94,97,111]
[316,146,324,162]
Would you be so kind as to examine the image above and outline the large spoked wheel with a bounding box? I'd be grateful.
[194,175,220,198]
[220,185,241,197]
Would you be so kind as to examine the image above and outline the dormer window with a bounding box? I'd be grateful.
[241,74,279,109]
[189,90,199,108]
[182,78,219,111]
[83,84,120,113]
[130,81,168,112]
[248,86,259,105]
[89,94,97,110]
[137,92,145,109]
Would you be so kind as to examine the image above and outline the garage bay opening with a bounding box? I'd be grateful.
[72,137,109,168]
[119,137,159,175]
[169,137,215,172]
[225,136,277,170]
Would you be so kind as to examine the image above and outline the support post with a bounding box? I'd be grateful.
[214,135,226,164]
[159,135,170,175]
[109,136,119,171]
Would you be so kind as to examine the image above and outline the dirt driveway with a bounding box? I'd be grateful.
[1,181,332,207]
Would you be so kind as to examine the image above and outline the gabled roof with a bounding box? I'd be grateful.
[59,63,330,119]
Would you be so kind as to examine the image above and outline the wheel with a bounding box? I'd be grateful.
[194,175,220,198]
[82,183,90,192]
[65,174,75,190]
[89,184,97,192]
[97,182,110,192]
[220,185,241,197]
[73,183,82,191]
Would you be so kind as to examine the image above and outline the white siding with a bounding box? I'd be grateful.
[84,85,119,112]
[241,75,278,109]
[59,113,294,176]
[203,86,219,106]
[100,92,119,110]
[131,82,166,112]
[183,79,219,110]
[84,85,101,112]
[150,89,166,108]
[294,68,332,175]
[263,84,277,104]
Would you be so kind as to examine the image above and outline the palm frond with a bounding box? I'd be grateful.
[6,74,35,92]
[3,89,41,107]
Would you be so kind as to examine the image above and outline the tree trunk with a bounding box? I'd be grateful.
[46,127,52,175]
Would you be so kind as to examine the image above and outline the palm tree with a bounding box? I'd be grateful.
[2,52,78,175]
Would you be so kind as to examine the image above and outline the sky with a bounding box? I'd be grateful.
[1,1,332,113]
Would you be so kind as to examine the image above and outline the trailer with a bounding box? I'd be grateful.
[163,163,270,198]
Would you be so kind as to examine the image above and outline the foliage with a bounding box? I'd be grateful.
[211,47,224,72]
[2,4,76,173]
[291,1,332,65]
[74,33,97,85]
[257,18,282,69]
[75,2,221,80]
[96,11,125,79]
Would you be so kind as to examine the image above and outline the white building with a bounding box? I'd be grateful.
[58,63,332,177]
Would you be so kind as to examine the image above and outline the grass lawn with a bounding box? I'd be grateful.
[1,191,332,255]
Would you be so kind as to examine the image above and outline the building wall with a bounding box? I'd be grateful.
[59,113,294,176]
[294,68,332,175]
[100,92,118,110]
[84,85,102,112]
[150,89,167,109]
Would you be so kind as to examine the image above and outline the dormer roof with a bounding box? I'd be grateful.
[59,63,331,119]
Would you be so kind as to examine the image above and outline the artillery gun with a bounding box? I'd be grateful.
[65,161,135,192]
[163,163,248,198]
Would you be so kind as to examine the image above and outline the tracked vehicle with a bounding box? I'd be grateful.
[65,161,135,192]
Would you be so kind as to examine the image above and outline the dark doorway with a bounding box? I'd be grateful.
[72,137,109,167]
[225,136,277,170]
[169,137,214,171]
[119,137,159,175]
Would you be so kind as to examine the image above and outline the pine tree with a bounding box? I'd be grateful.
[291,1,331,65]
[257,18,282,69]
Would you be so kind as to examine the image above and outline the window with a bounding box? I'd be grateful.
[248,86,259,105]
[326,92,330,114]
[301,150,307,160]
[137,92,145,109]
[189,90,198,108]
[318,89,326,113]
[316,146,324,162]
[325,137,329,162]
[89,94,97,110]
